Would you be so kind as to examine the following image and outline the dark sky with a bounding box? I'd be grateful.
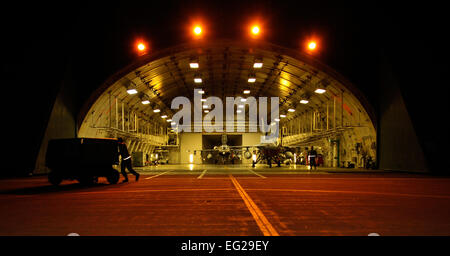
[1,1,449,174]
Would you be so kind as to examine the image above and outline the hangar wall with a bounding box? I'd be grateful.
[34,86,77,174]
[180,133,203,164]
[378,54,428,172]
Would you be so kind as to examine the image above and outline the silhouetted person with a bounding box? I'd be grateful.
[308,146,318,170]
[117,138,140,182]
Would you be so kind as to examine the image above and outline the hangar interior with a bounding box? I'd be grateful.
[69,40,376,170]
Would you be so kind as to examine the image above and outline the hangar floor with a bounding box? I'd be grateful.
[1,165,449,236]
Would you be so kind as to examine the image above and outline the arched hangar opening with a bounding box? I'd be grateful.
[77,40,376,168]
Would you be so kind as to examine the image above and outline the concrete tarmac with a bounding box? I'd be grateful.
[0,164,449,236]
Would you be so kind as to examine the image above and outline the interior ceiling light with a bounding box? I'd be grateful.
[198,90,205,94]
[314,88,326,94]
[300,99,309,104]
[280,114,286,118]
[166,119,172,122]
[194,77,202,83]
[161,115,167,119]
[202,104,209,109]
[238,105,244,108]
[141,100,150,105]
[190,62,199,68]
[171,122,176,125]
[288,108,295,112]
[241,98,247,102]
[201,98,206,102]
[127,88,138,95]
[243,90,250,94]
[248,77,256,83]
[253,62,263,68]
[274,118,280,122]
[204,110,209,113]
[236,110,242,113]
[153,109,160,113]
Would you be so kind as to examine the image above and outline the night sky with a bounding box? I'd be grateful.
[1,1,448,174]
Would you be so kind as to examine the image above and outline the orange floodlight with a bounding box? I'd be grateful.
[135,40,148,56]
[193,26,202,36]
[308,41,317,50]
[251,25,260,35]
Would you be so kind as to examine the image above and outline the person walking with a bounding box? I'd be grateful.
[117,137,140,182]
[308,146,318,170]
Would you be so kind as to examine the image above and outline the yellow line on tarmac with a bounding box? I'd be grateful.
[229,175,279,236]
[144,170,173,179]
[197,170,207,179]
[247,169,266,178]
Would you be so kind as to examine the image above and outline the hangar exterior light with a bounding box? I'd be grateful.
[193,26,202,35]
[135,40,148,56]
[288,108,295,112]
[314,88,326,94]
[300,99,309,104]
[137,43,145,51]
[308,41,317,50]
[127,89,138,95]
[251,26,260,35]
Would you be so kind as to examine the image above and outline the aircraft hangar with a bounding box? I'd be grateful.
[38,40,377,170]
[2,2,450,238]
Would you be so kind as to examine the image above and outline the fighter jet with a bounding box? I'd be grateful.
[250,142,296,168]
[195,134,296,167]
[195,134,253,164]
